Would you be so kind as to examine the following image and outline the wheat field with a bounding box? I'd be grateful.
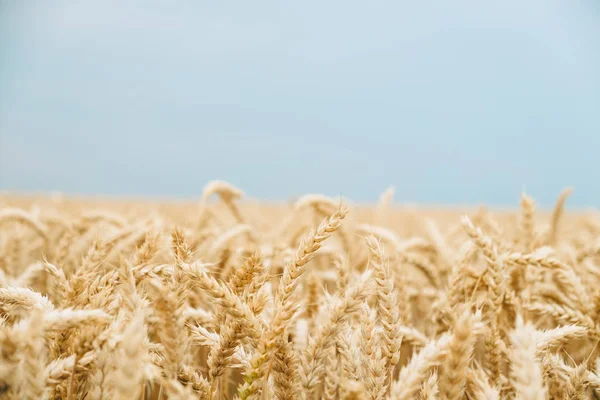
[0,181,598,399]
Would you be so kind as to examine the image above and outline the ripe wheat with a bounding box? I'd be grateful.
[0,183,597,399]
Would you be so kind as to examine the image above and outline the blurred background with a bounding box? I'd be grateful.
[1,1,599,207]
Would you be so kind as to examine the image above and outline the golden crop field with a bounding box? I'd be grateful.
[0,182,598,400]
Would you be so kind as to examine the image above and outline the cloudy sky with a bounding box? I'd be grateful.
[1,1,599,206]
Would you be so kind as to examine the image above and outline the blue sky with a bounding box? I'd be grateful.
[1,1,599,206]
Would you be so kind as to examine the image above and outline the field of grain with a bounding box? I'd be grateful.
[0,182,598,400]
